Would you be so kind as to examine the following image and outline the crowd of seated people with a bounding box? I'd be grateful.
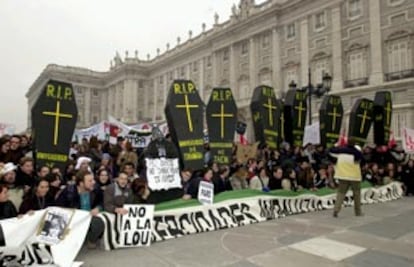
[0,133,413,248]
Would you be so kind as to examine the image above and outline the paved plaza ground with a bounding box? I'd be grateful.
[77,197,414,267]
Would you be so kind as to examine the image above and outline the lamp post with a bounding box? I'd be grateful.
[289,68,332,125]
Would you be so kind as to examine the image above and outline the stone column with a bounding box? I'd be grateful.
[114,84,121,120]
[162,74,167,120]
[123,79,138,124]
[272,27,282,93]
[199,58,205,99]
[186,63,191,80]
[300,19,309,86]
[152,77,158,121]
[100,89,108,122]
[369,0,384,85]
[249,37,257,92]
[331,6,343,91]
[84,88,91,126]
[144,81,152,121]
[230,44,237,92]
[174,68,179,79]
[212,51,217,86]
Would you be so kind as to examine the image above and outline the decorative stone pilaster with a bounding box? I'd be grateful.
[272,27,282,92]
[300,19,309,86]
[369,0,384,85]
[331,6,343,91]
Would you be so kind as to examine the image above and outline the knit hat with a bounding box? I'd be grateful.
[75,156,92,170]
[0,162,17,177]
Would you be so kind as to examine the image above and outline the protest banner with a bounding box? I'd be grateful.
[118,205,154,248]
[284,89,307,147]
[0,123,15,136]
[124,128,152,148]
[73,121,106,142]
[348,98,374,146]
[99,182,404,249]
[31,80,78,173]
[250,85,282,149]
[402,127,414,153]
[0,208,90,267]
[197,181,214,205]
[319,95,343,148]
[206,88,238,165]
[373,91,393,146]
[145,158,182,191]
[165,80,205,170]
[303,122,320,145]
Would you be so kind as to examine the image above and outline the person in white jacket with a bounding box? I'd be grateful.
[249,167,270,192]
[329,141,364,218]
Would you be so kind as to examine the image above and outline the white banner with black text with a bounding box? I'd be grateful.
[0,207,90,267]
[99,182,403,250]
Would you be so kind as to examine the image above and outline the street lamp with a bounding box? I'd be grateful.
[289,68,332,125]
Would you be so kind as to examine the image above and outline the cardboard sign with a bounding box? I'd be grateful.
[37,208,74,245]
[206,88,238,165]
[197,181,214,205]
[250,85,282,149]
[319,95,343,148]
[303,122,320,145]
[373,91,393,146]
[348,98,374,146]
[165,80,205,170]
[31,80,78,172]
[119,205,154,247]
[145,158,182,191]
[284,89,307,147]
[236,142,259,164]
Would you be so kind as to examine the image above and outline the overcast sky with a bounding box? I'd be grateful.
[0,0,267,132]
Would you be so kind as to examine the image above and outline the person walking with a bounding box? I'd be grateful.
[329,141,364,218]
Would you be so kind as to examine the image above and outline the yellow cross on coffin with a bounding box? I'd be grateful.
[263,98,277,127]
[211,104,234,139]
[175,94,199,133]
[42,101,73,146]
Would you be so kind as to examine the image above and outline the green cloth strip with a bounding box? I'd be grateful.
[155,181,372,211]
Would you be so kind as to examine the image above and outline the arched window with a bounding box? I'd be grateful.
[284,62,299,90]
[310,52,331,85]
[385,31,413,80]
[344,43,369,87]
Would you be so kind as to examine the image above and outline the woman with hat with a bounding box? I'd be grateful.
[0,162,24,210]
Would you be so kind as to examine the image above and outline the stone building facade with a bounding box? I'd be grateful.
[26,0,414,142]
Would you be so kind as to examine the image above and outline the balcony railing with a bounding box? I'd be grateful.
[344,77,369,88]
[385,69,414,81]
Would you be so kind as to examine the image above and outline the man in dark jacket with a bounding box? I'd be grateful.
[103,172,133,214]
[56,170,104,249]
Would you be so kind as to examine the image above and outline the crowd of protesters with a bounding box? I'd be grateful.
[0,131,413,248]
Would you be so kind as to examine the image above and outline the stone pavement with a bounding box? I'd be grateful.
[77,197,414,267]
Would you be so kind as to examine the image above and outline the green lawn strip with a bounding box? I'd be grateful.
[154,181,372,212]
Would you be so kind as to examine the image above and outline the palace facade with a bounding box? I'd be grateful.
[27,0,414,142]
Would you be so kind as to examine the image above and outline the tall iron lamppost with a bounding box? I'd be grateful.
[289,68,332,125]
